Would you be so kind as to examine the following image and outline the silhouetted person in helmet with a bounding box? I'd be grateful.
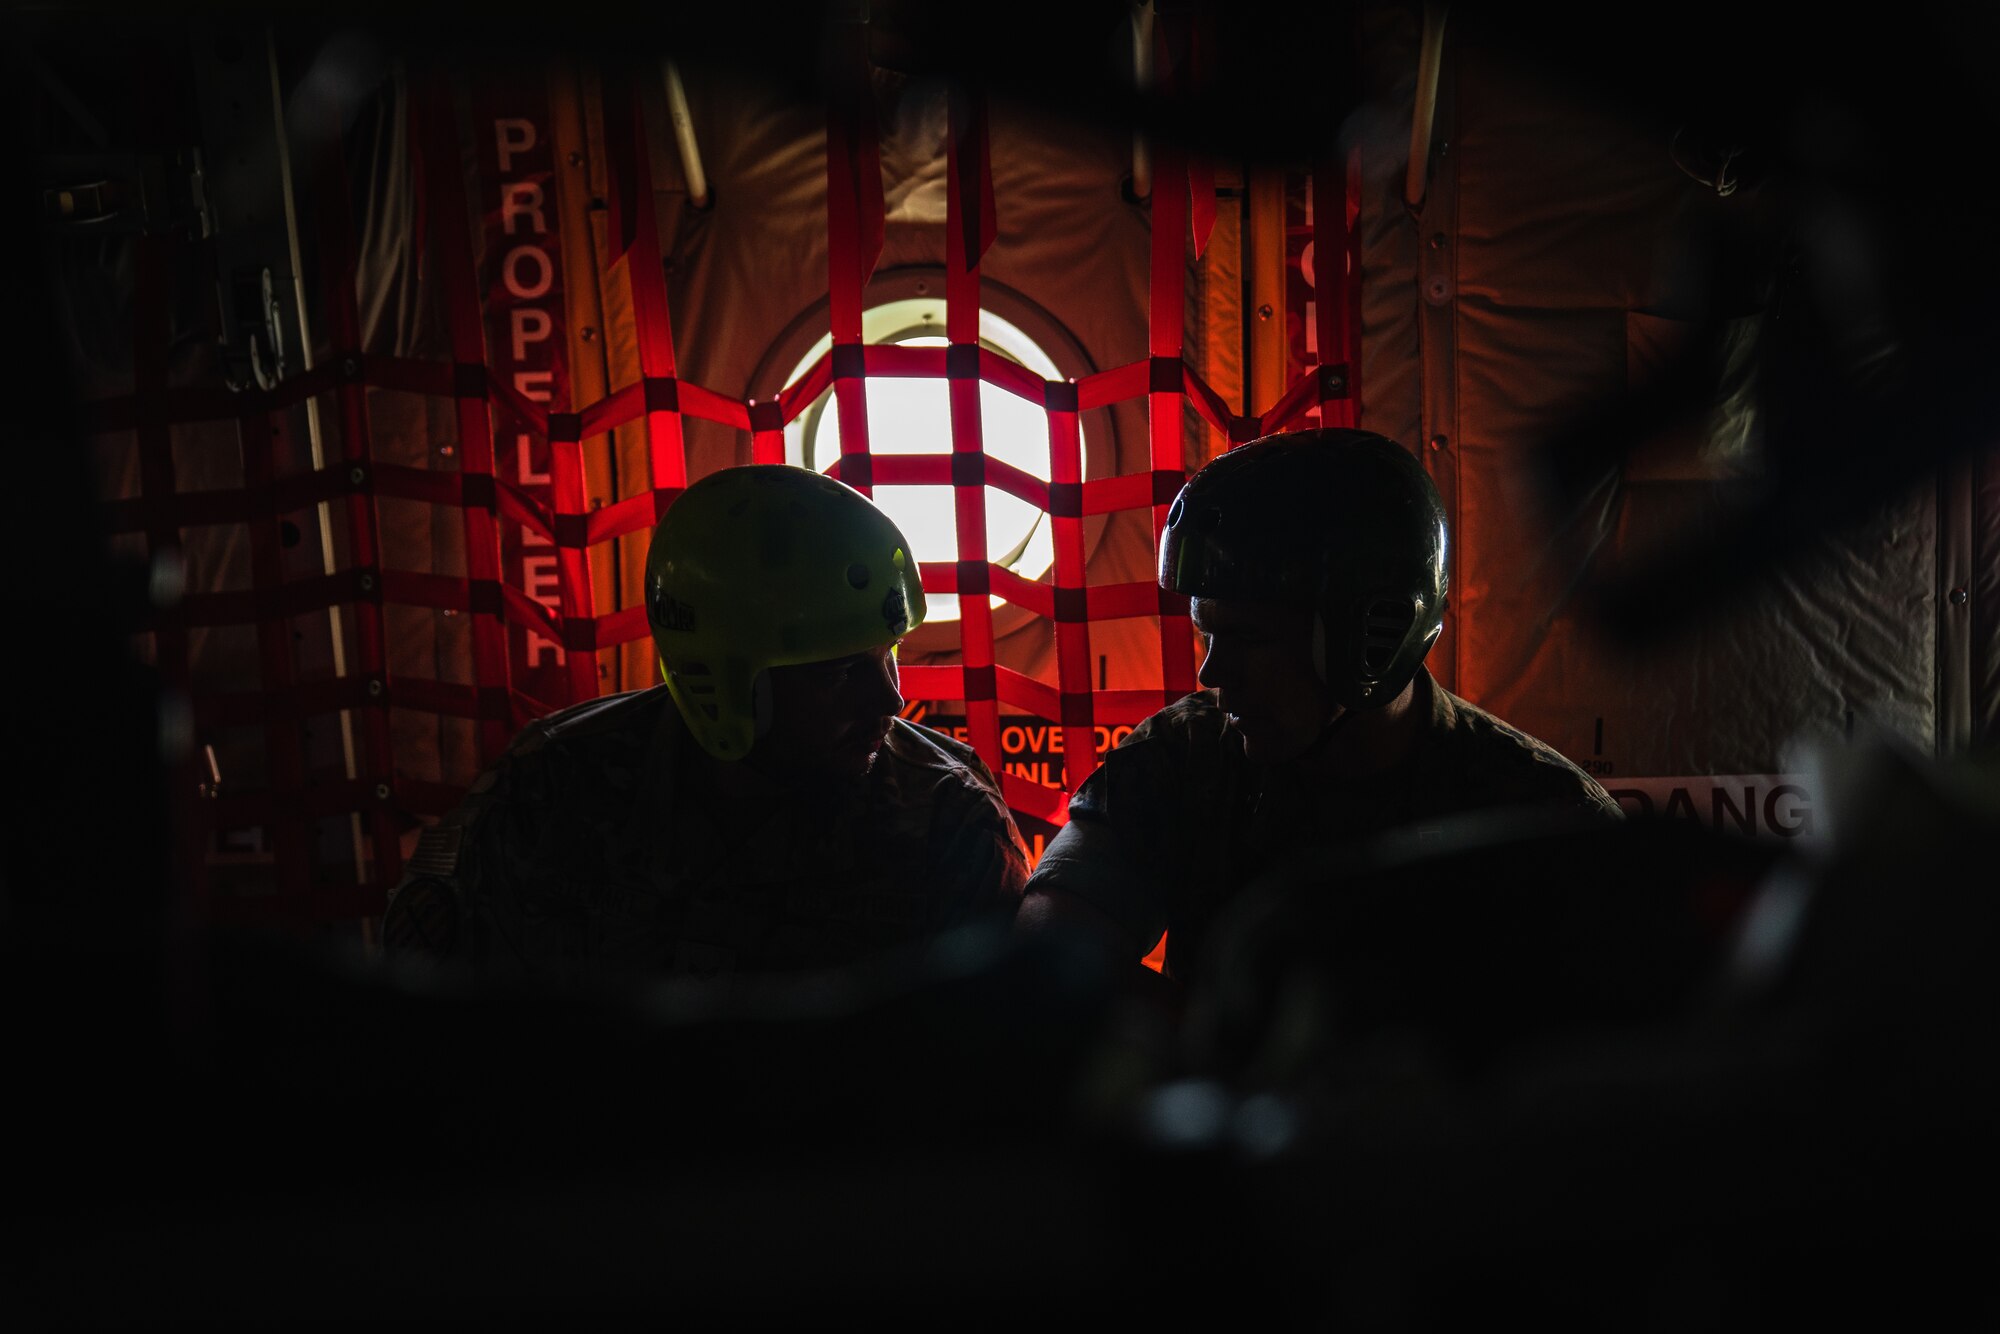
[1018,429,1618,983]
[384,465,1030,979]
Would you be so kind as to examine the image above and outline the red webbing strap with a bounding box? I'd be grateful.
[584,490,663,546]
[947,85,1002,769]
[606,70,687,496]
[312,132,399,895]
[1077,359,1149,410]
[77,368,339,436]
[1189,155,1217,263]
[778,352,833,424]
[236,405,311,897]
[413,69,512,759]
[1145,70,1198,701]
[1311,149,1360,429]
[897,660,1162,730]
[170,573,350,627]
[1258,368,1323,436]
[548,414,598,700]
[194,678,365,728]
[1312,156,1338,420]
[750,424,785,465]
[134,236,207,909]
[1180,362,1244,441]
[1000,772,1068,826]
[382,675,507,723]
[502,583,562,645]
[1046,374,1096,797]
[864,342,943,378]
[98,456,354,532]
[356,353,451,398]
[1187,11,1218,264]
[578,379,640,440]
[820,446,1059,511]
[751,359,787,463]
[975,347,1043,402]
[1334,0,1366,430]
[1343,142,1364,426]
[826,17,883,493]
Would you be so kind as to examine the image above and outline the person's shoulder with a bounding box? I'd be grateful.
[428,689,670,898]
[881,717,1003,795]
[472,686,669,815]
[1127,688,1234,748]
[1065,689,1243,829]
[507,685,671,758]
[878,721,1029,853]
[1431,682,1620,815]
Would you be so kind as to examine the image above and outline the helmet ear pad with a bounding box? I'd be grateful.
[1317,589,1434,711]
[1309,593,1439,706]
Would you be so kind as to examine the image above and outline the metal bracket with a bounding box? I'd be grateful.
[38,150,211,237]
[220,265,288,392]
[189,23,305,393]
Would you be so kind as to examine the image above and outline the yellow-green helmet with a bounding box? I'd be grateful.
[645,465,927,761]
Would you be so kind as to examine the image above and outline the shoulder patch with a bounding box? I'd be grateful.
[408,823,464,877]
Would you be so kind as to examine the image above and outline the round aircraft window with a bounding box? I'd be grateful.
[760,273,1105,630]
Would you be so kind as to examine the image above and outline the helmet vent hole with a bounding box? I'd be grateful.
[1362,599,1414,676]
[846,562,870,589]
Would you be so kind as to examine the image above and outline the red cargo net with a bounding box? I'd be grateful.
[85,15,1361,927]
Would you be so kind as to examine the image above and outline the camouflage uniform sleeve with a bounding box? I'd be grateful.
[381,725,590,978]
[1022,707,1188,955]
[1482,727,1626,825]
[927,751,1032,930]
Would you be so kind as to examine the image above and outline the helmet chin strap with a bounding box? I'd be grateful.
[1292,699,1353,768]
[1297,612,1352,766]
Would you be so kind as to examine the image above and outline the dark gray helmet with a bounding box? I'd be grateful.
[1159,428,1448,711]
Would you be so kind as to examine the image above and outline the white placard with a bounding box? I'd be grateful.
[1602,775,1820,842]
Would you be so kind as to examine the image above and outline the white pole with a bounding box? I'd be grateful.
[1405,2,1450,210]
[1131,2,1155,200]
[266,29,372,915]
[663,60,709,209]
